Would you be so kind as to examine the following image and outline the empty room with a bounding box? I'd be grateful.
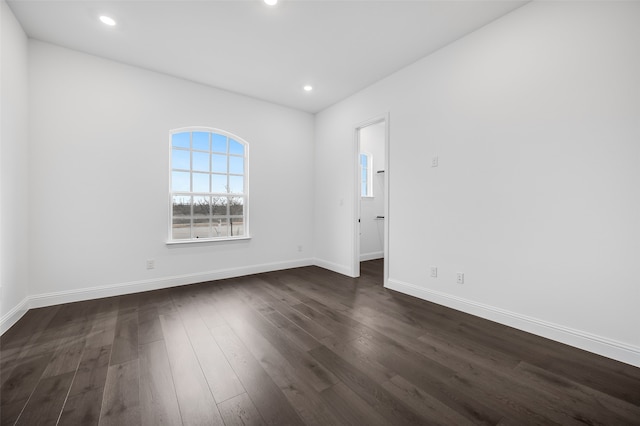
[1,0,639,424]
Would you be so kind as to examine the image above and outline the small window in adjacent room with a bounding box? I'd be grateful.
[169,128,249,242]
[360,152,373,197]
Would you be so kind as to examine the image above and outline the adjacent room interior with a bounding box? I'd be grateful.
[2,0,639,424]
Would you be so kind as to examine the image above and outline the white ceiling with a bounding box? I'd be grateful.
[8,0,528,113]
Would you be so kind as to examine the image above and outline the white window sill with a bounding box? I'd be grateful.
[361,196,375,199]
[166,236,251,245]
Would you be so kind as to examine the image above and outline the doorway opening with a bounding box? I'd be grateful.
[354,115,389,286]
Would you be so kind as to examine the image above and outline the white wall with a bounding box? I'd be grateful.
[315,1,640,366]
[28,41,315,305]
[1,1,30,333]
[359,122,385,260]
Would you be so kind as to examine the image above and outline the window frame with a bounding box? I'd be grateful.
[167,126,250,244]
[360,152,373,198]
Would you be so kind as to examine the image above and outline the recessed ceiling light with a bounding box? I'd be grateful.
[99,15,116,26]
[303,85,313,92]
[264,0,278,5]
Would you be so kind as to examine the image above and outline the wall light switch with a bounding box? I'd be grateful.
[456,272,464,284]
[430,266,437,278]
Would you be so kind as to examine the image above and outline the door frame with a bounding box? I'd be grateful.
[353,113,390,286]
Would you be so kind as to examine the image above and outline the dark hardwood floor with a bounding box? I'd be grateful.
[2,260,639,425]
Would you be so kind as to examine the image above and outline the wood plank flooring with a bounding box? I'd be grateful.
[1,260,639,425]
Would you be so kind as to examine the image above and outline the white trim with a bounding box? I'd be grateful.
[360,251,384,262]
[313,258,355,277]
[3,259,314,336]
[385,278,640,368]
[0,297,30,335]
[4,260,313,319]
[354,125,362,278]
[382,114,390,287]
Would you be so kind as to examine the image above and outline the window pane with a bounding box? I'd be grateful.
[170,129,249,241]
[361,169,367,181]
[211,174,227,193]
[193,172,209,193]
[212,197,228,216]
[172,132,190,148]
[172,195,191,217]
[192,132,209,151]
[212,133,227,153]
[229,197,244,216]
[192,151,209,172]
[193,218,210,239]
[360,154,367,167]
[193,196,210,216]
[229,156,244,174]
[212,218,228,237]
[229,176,243,194]
[172,218,191,239]
[212,154,227,173]
[229,139,244,155]
[230,217,244,237]
[172,149,190,170]
[172,171,190,192]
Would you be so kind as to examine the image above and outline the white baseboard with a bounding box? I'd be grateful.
[0,297,30,335]
[313,258,354,277]
[1,258,314,336]
[28,258,315,309]
[386,278,640,368]
[360,251,383,262]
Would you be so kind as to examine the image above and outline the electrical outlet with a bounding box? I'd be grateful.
[430,266,437,278]
[456,272,464,284]
[146,259,155,270]
[431,156,439,167]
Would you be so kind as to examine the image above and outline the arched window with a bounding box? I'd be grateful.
[169,128,249,242]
